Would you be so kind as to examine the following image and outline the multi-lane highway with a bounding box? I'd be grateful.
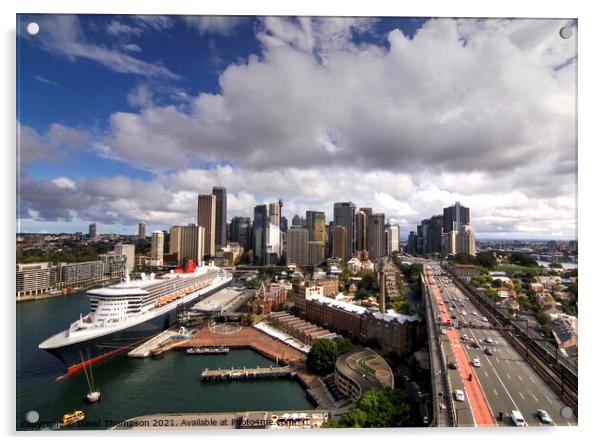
[425,262,577,427]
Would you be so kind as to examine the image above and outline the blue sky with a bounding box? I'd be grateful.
[16,15,577,238]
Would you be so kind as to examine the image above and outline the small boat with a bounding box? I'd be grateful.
[62,410,85,426]
[79,350,101,404]
[86,391,101,403]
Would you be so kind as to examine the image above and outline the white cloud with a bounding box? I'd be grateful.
[28,15,180,80]
[183,16,245,35]
[18,18,577,239]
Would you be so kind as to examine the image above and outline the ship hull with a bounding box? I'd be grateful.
[44,279,231,374]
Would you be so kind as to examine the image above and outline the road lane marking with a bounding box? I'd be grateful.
[545,395,552,404]
[484,371,489,378]
[531,393,538,402]
[529,376,536,384]
[493,389,498,396]
[519,392,525,399]
[517,375,523,382]
[482,354,526,426]
[506,373,511,380]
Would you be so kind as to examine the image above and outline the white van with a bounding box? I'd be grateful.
[511,410,526,426]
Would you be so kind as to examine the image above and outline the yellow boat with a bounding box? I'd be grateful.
[62,410,85,426]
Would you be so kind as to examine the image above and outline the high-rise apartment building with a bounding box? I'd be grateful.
[443,202,470,233]
[138,222,146,239]
[88,223,97,240]
[197,194,216,257]
[367,213,386,259]
[332,225,349,260]
[212,186,227,250]
[150,230,164,266]
[253,205,268,265]
[114,243,135,272]
[287,226,309,267]
[180,224,205,264]
[334,202,356,258]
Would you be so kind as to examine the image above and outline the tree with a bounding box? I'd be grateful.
[492,279,503,288]
[330,388,414,428]
[548,262,563,269]
[476,251,497,269]
[508,252,538,267]
[305,337,353,374]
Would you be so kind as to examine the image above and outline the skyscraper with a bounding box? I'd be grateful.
[138,222,146,239]
[425,215,443,253]
[442,230,457,256]
[287,226,309,267]
[386,224,400,255]
[305,211,326,243]
[88,223,97,240]
[253,205,268,265]
[180,224,205,264]
[332,225,348,260]
[197,194,216,257]
[231,216,252,251]
[212,186,227,250]
[150,230,164,266]
[367,213,386,259]
[169,226,182,260]
[280,216,288,233]
[354,210,367,252]
[334,202,356,257]
[308,241,325,266]
[443,202,470,233]
[264,222,281,265]
[268,202,281,226]
[457,224,476,256]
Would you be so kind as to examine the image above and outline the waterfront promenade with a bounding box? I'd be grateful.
[178,326,305,365]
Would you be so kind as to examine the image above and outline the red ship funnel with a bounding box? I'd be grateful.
[185,259,196,273]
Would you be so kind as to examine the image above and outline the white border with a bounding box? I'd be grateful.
[3,1,599,444]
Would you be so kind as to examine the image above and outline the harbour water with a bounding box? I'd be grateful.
[16,292,314,430]
[536,260,578,270]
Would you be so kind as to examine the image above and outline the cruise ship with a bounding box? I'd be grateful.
[39,260,232,374]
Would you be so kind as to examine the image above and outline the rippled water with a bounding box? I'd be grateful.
[16,293,313,430]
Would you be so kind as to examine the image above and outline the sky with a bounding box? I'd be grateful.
[16,15,577,239]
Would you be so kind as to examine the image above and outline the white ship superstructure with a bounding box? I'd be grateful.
[39,262,232,373]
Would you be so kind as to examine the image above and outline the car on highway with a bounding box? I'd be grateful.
[451,315,457,319]
[511,410,526,427]
[454,390,465,402]
[485,337,493,344]
[472,358,481,367]
[471,340,480,349]
[444,299,449,304]
[441,329,448,335]
[472,311,478,316]
[536,409,552,424]
[461,334,469,341]
[482,317,488,322]
[448,361,458,369]
[484,347,493,355]
[461,311,467,316]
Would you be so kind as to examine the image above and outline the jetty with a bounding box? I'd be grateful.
[200,365,293,381]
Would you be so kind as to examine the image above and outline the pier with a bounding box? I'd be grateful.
[200,365,293,381]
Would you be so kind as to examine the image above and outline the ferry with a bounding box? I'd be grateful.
[39,260,232,374]
[62,410,85,426]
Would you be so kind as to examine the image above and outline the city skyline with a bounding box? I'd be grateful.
[17,15,577,240]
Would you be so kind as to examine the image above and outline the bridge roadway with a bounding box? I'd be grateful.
[425,263,577,427]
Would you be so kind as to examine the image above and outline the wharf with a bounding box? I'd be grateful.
[128,330,180,358]
[200,365,293,381]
